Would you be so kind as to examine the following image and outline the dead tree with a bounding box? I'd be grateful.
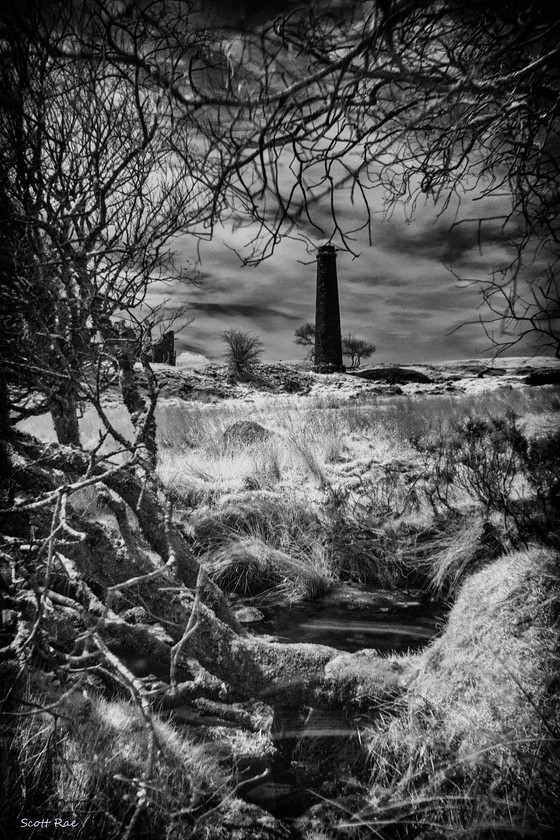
[2,431,413,713]
[0,1,233,444]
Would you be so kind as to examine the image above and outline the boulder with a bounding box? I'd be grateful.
[203,798,289,839]
[525,369,560,386]
[351,367,432,385]
[235,607,266,624]
[223,421,273,449]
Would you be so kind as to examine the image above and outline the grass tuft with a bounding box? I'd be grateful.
[363,547,560,837]
[3,683,231,838]
[205,534,334,603]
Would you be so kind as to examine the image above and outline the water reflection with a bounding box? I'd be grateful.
[258,588,441,653]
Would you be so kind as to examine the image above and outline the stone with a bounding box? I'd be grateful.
[121,605,148,624]
[294,796,365,838]
[203,799,289,839]
[235,607,265,624]
[352,367,432,385]
[223,421,273,449]
[525,369,560,386]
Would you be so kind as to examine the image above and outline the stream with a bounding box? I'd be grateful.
[250,584,443,654]
[230,584,445,820]
[121,585,443,822]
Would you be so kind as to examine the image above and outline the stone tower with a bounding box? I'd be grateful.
[314,244,344,372]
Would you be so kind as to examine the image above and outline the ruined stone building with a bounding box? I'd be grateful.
[151,330,176,365]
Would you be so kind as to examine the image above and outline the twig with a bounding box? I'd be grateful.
[21,491,63,653]
[0,457,138,514]
[169,566,202,691]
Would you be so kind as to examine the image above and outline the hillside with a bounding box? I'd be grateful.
[133,355,560,404]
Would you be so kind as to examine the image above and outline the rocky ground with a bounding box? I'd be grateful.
[135,355,560,405]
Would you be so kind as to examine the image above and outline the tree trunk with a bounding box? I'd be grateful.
[49,386,81,446]
[118,354,145,419]
[6,433,416,716]
[10,432,240,631]
[0,372,12,506]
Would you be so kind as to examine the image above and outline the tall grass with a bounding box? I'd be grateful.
[18,384,559,602]
[362,547,560,838]
[18,382,558,455]
[155,386,559,600]
[2,680,231,839]
[205,535,334,603]
[188,493,333,603]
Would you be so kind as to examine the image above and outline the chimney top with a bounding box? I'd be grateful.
[317,244,336,255]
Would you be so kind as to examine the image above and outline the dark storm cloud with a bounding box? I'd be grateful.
[377,212,517,266]
[189,301,301,325]
[379,219,480,263]
[150,163,548,364]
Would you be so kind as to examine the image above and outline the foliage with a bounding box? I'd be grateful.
[222,329,264,380]
[294,323,316,361]
[341,334,376,369]
[417,411,560,544]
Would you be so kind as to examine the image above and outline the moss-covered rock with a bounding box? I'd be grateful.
[351,367,432,385]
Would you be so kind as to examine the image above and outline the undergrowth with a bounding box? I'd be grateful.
[156,388,560,601]
[361,547,560,839]
[1,676,231,839]
[9,379,560,839]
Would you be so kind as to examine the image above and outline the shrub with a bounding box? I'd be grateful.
[417,412,560,545]
[222,329,263,380]
[294,322,316,361]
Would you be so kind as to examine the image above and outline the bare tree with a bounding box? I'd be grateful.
[3,7,560,833]
[12,1,556,357]
[0,0,238,445]
[153,0,558,355]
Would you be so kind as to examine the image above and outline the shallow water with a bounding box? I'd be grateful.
[257,585,442,653]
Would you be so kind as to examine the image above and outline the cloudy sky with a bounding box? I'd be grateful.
[147,188,545,368]
[143,0,550,369]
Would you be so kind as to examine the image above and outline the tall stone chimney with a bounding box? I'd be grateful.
[314,244,344,373]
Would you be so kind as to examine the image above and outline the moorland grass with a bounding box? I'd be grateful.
[2,678,231,839]
[157,386,558,600]
[10,376,560,838]
[17,383,560,602]
[205,535,334,603]
[362,546,560,838]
